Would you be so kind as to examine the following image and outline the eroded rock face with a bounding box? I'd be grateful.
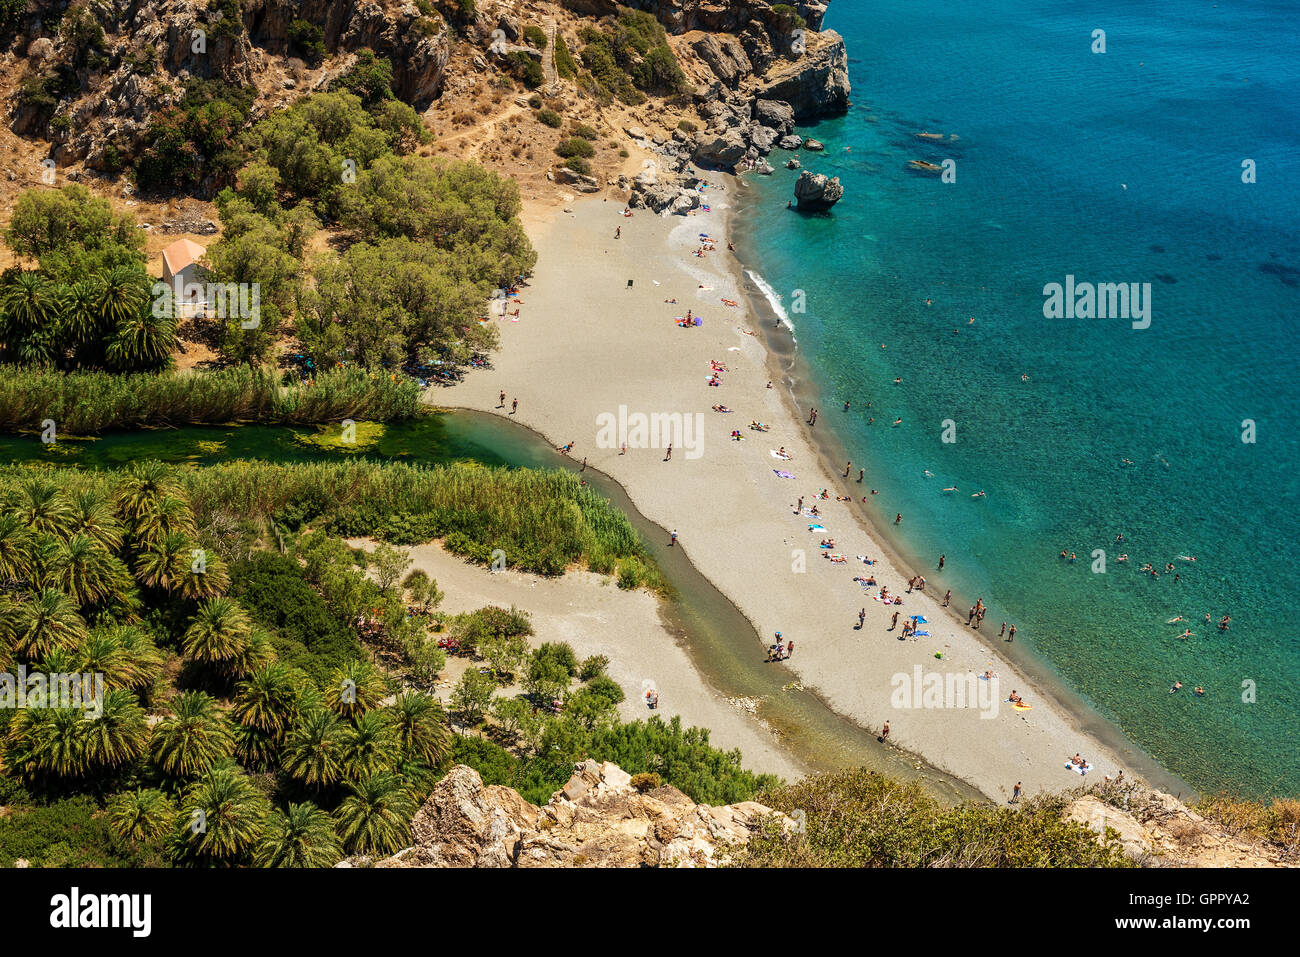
[366,761,788,868]
[793,169,843,210]
[759,30,850,120]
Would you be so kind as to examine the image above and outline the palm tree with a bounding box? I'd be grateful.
[181,596,252,667]
[81,689,149,771]
[95,266,150,335]
[169,765,270,864]
[107,788,175,842]
[324,658,386,719]
[171,548,230,602]
[221,627,275,682]
[72,628,126,685]
[232,663,301,740]
[14,477,74,539]
[110,625,166,692]
[0,588,88,661]
[0,512,35,584]
[67,490,124,552]
[253,803,343,868]
[283,709,347,789]
[30,708,90,779]
[115,461,182,529]
[341,710,399,781]
[133,495,197,547]
[133,531,195,592]
[149,691,235,779]
[106,301,176,373]
[0,272,62,364]
[61,279,101,363]
[334,771,416,856]
[388,692,452,768]
[55,534,132,608]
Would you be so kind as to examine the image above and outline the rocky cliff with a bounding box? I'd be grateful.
[354,760,791,868]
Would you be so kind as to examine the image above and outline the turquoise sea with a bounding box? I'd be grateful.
[738,0,1300,797]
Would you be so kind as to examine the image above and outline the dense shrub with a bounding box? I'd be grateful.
[537,108,562,128]
[288,18,327,67]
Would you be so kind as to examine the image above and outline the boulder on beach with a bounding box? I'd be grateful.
[754,98,796,135]
[793,170,844,211]
[692,128,749,169]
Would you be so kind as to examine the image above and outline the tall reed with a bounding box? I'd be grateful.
[0,367,420,435]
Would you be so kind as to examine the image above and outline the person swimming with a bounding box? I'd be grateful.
[1177,629,1193,639]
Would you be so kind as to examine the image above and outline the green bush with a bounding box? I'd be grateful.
[553,35,578,79]
[678,119,697,134]
[523,25,547,49]
[734,769,1135,867]
[0,796,165,868]
[537,108,562,128]
[555,137,595,159]
[570,123,598,140]
[288,18,327,67]
[228,552,362,685]
[508,51,544,89]
[563,157,591,176]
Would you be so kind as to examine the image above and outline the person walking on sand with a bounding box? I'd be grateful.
[859,608,867,628]
[665,443,672,461]
[615,225,621,239]
[796,496,804,514]
[844,462,851,478]
[1011,782,1022,804]
[890,610,899,630]
[670,529,678,547]
[880,721,890,744]
[498,390,506,408]
[999,621,1007,638]
[943,589,951,607]
[511,397,518,414]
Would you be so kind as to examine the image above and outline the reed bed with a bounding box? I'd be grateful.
[0,367,420,435]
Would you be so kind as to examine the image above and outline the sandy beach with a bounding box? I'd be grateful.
[347,538,802,780]
[439,180,1135,802]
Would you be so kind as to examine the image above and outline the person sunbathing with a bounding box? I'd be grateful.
[819,538,835,547]
[712,404,731,412]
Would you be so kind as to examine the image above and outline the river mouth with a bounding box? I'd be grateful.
[1,410,984,803]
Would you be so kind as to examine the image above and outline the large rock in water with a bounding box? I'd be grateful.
[359,761,791,868]
[794,170,844,211]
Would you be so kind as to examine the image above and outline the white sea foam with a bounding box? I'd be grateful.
[746,268,795,337]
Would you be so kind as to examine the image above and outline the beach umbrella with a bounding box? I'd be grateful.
[912,615,928,623]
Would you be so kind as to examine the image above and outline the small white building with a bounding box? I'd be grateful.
[161,238,208,318]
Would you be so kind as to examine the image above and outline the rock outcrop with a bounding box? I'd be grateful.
[361,760,788,868]
[1066,790,1294,868]
[793,168,842,210]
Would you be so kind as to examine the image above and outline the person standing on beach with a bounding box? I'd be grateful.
[943,589,951,607]
[857,469,864,483]
[498,390,506,408]
[880,721,890,744]
[580,457,587,471]
[1007,624,1016,642]
[890,610,899,630]
[844,462,851,477]
[670,529,678,547]
[796,496,803,513]
[511,398,518,414]
[999,622,1007,638]
[967,606,976,626]
[1011,782,1022,804]
[615,225,621,239]
[665,444,672,461]
[859,608,866,628]
[895,513,902,525]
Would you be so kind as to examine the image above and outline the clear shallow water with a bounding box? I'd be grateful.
[738,0,1300,797]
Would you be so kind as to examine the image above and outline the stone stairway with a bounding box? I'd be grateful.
[541,16,559,89]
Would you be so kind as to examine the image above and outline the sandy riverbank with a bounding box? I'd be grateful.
[439,181,1136,802]
[347,539,803,780]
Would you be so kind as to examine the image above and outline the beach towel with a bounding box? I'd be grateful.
[770,450,792,460]
[915,630,932,637]
[773,470,796,479]
[828,555,847,564]
[1065,761,1088,774]
[808,524,826,531]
